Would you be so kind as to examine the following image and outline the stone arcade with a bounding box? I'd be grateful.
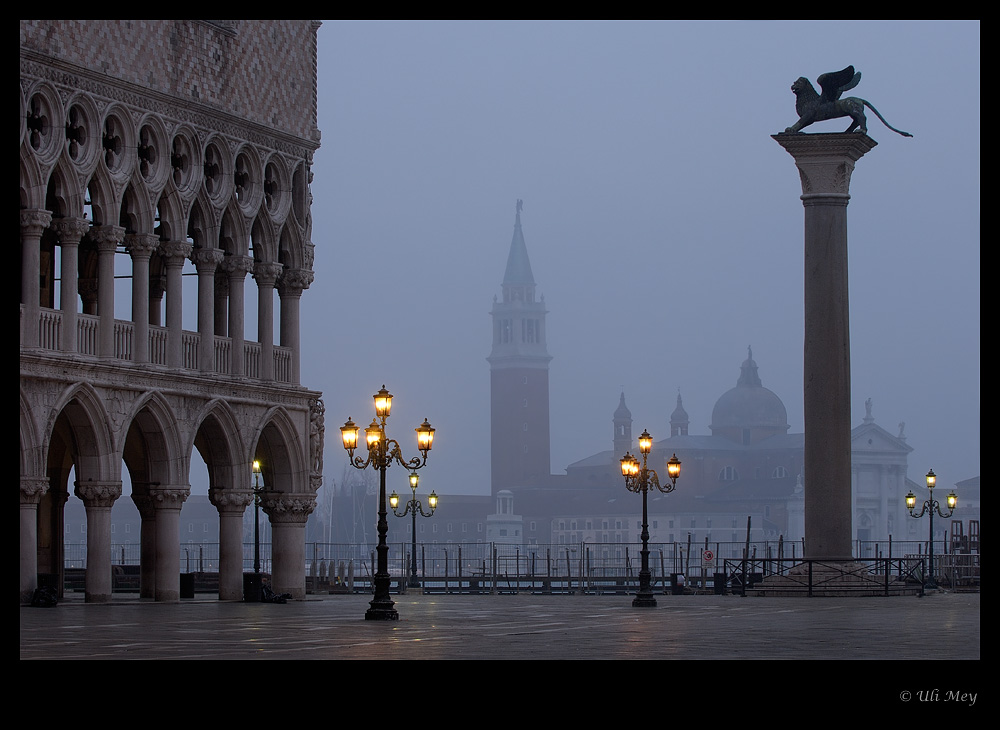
[19,20,324,603]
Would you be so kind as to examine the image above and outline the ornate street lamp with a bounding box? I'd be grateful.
[390,470,439,588]
[341,386,435,620]
[244,459,265,602]
[620,429,680,607]
[905,469,958,590]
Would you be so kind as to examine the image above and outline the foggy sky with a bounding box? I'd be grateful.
[302,20,980,498]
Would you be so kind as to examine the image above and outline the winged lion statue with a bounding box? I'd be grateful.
[783,66,912,137]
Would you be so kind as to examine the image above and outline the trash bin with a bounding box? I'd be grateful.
[243,572,262,602]
[180,573,195,598]
[670,573,685,595]
[714,572,727,595]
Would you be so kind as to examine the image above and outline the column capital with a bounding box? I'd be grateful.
[131,493,156,519]
[20,476,49,505]
[148,485,191,510]
[220,254,255,278]
[253,261,284,285]
[772,132,878,197]
[209,487,254,512]
[50,217,91,244]
[191,246,225,271]
[277,268,314,296]
[20,208,52,234]
[124,232,160,258]
[159,240,193,262]
[261,494,317,523]
[74,480,123,508]
[91,224,126,251]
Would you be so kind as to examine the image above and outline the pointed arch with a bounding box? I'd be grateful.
[191,399,247,493]
[119,180,155,235]
[250,406,307,495]
[250,214,278,264]
[277,220,303,271]
[122,391,186,496]
[20,144,46,210]
[20,390,43,478]
[45,156,86,218]
[45,382,118,483]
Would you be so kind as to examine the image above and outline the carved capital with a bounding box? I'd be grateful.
[20,208,52,235]
[772,132,877,197]
[158,240,193,262]
[20,476,49,505]
[131,493,156,519]
[50,217,91,245]
[124,233,160,259]
[220,254,255,279]
[253,261,284,286]
[74,480,123,508]
[91,224,126,251]
[209,487,254,512]
[261,494,316,523]
[148,485,190,509]
[277,268,314,296]
[191,247,225,271]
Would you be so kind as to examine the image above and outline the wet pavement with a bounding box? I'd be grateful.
[21,590,979,663]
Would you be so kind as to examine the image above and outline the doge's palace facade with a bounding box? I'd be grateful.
[20,20,324,603]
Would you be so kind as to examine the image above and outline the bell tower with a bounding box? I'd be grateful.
[488,200,552,495]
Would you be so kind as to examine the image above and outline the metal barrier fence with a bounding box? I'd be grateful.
[60,539,979,594]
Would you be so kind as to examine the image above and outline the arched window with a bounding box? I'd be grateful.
[719,466,739,481]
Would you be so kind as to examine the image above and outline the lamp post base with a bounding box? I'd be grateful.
[632,592,657,608]
[365,598,399,621]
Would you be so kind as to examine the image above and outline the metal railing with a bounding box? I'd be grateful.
[58,539,980,595]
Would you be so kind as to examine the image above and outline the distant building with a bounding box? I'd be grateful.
[468,206,971,554]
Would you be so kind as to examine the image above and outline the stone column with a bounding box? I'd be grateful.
[20,477,48,603]
[50,217,90,354]
[91,225,125,359]
[192,247,225,373]
[159,241,192,368]
[149,271,164,327]
[124,233,159,364]
[131,493,157,599]
[74,480,122,603]
[773,132,877,561]
[262,494,316,600]
[149,485,189,602]
[253,262,283,381]
[221,256,253,377]
[210,487,254,600]
[214,270,229,337]
[277,268,313,385]
[20,209,52,348]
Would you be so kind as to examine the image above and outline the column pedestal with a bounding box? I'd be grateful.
[773,132,877,561]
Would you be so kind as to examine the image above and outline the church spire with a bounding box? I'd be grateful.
[501,199,536,303]
[613,391,633,456]
[670,389,689,437]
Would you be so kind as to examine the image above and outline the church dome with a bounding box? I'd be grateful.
[710,348,789,444]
